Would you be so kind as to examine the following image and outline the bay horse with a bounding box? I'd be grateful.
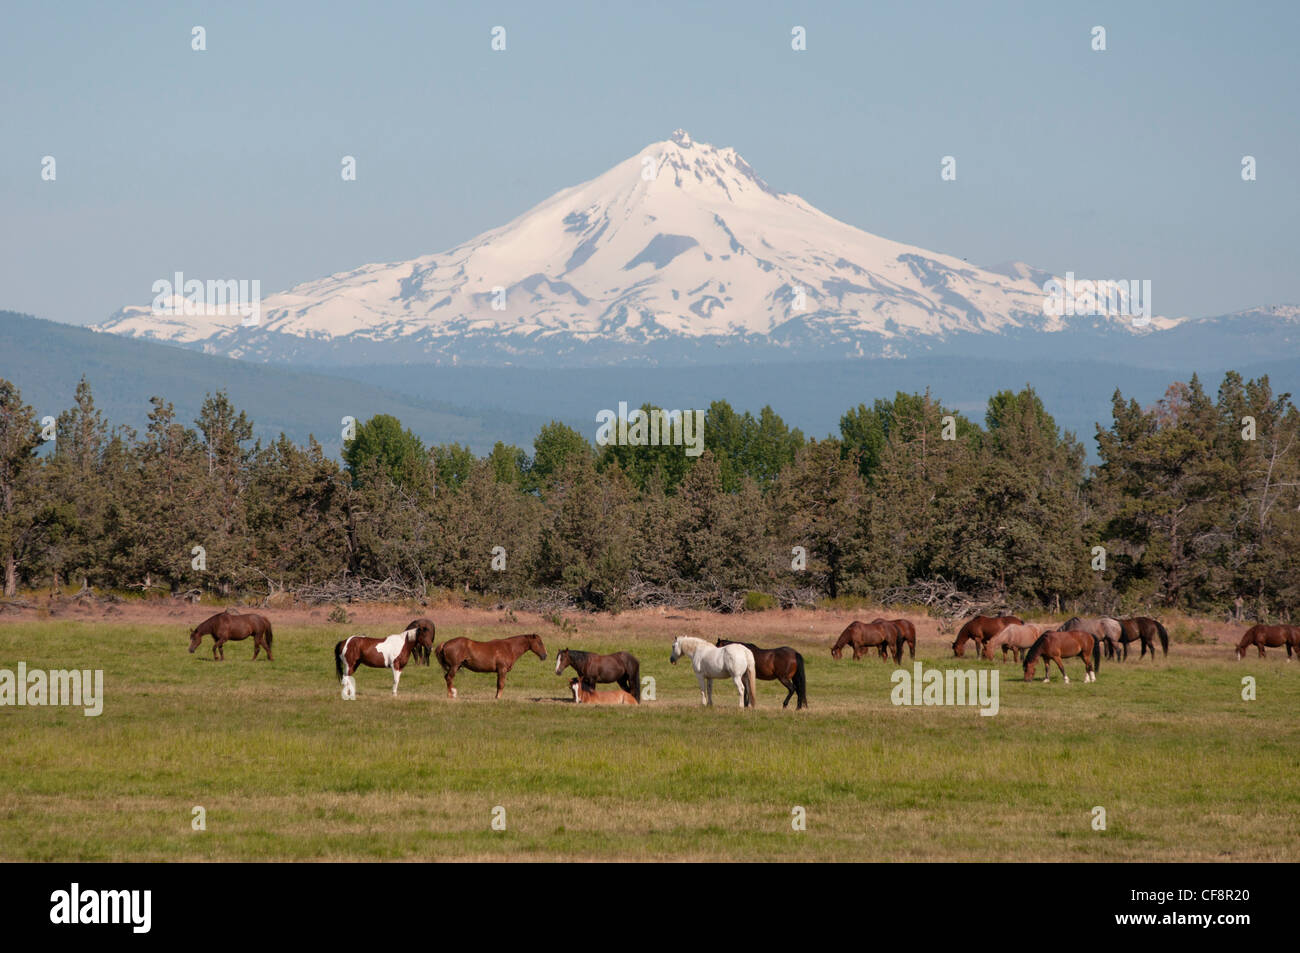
[1235,624,1299,660]
[1023,630,1100,683]
[435,633,546,699]
[335,618,436,699]
[952,615,1022,657]
[982,623,1046,662]
[872,618,916,663]
[832,621,892,661]
[1120,616,1169,659]
[555,648,641,701]
[716,638,807,709]
[670,636,756,708]
[1064,616,1124,661]
[569,676,638,705]
[188,609,274,661]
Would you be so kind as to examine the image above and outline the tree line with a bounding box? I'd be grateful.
[0,370,1296,620]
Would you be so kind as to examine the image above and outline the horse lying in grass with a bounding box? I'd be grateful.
[335,618,436,699]
[1235,624,1300,660]
[952,615,1022,658]
[831,621,892,661]
[872,618,916,663]
[671,636,756,708]
[188,609,274,661]
[569,676,638,705]
[1023,630,1100,683]
[555,648,641,701]
[435,633,546,700]
[716,638,807,709]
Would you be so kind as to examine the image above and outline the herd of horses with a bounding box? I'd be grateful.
[183,605,1299,703]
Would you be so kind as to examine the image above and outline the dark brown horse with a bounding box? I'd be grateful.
[1023,630,1100,683]
[952,615,1022,657]
[334,619,436,699]
[872,617,917,663]
[1119,616,1169,659]
[435,633,546,699]
[188,609,273,661]
[716,638,808,709]
[555,648,641,701]
[831,621,892,661]
[1235,624,1299,660]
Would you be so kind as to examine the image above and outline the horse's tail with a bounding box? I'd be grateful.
[1092,634,1101,676]
[334,640,345,681]
[264,621,273,651]
[1155,620,1169,657]
[628,655,641,702]
[793,652,808,709]
[434,641,448,672]
[744,655,757,708]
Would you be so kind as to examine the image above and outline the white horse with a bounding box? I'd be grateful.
[670,635,757,708]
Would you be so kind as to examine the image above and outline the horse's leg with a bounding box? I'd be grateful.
[780,677,794,708]
[392,664,402,695]
[251,635,260,660]
[733,672,746,708]
[444,662,459,699]
[495,665,506,700]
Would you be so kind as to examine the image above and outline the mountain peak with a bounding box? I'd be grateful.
[670,128,693,147]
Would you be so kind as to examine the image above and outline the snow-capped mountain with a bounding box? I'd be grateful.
[96,130,1180,366]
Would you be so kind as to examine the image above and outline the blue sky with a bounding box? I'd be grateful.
[2,0,1297,325]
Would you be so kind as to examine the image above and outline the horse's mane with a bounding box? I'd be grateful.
[563,648,590,663]
[1023,632,1050,668]
[675,635,709,653]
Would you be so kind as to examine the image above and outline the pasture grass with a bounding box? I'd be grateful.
[0,615,1296,861]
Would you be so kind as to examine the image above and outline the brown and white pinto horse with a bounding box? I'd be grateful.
[1023,630,1100,683]
[872,618,917,663]
[1235,624,1299,660]
[335,618,436,699]
[952,615,1022,657]
[716,638,808,709]
[188,609,274,661]
[569,676,638,705]
[831,621,892,661]
[435,633,547,699]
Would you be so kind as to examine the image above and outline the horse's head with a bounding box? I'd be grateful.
[670,636,684,664]
[187,627,202,653]
[526,633,546,660]
[715,638,730,647]
[411,623,435,665]
[555,649,570,676]
[830,643,842,660]
[1023,656,1037,681]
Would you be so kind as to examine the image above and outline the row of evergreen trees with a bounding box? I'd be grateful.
[0,371,1296,618]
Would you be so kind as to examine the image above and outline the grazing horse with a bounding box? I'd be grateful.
[555,648,641,701]
[1063,616,1123,660]
[188,609,274,661]
[1235,624,1299,660]
[569,676,638,705]
[831,621,893,661]
[872,618,917,663]
[1023,630,1100,683]
[982,623,1046,662]
[1120,616,1169,659]
[716,638,808,709]
[435,633,546,699]
[670,636,756,708]
[335,621,436,699]
[952,615,1022,658]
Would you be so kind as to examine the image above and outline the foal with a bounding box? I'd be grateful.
[569,676,638,705]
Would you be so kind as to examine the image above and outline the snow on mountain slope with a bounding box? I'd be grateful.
[96,130,1178,365]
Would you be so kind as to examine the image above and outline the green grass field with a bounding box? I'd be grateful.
[1,615,1297,861]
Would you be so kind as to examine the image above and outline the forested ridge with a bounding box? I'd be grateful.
[0,370,1296,620]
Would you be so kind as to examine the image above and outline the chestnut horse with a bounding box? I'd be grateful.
[555,648,641,701]
[1235,624,1299,660]
[1120,616,1169,659]
[435,633,546,699]
[335,618,436,699]
[872,618,916,663]
[569,676,638,705]
[832,621,892,661]
[716,638,808,709]
[1023,630,1100,683]
[982,623,1047,662]
[952,615,1022,657]
[188,609,274,661]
